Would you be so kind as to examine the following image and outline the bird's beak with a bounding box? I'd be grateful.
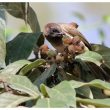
[51,32,64,38]
[55,32,65,37]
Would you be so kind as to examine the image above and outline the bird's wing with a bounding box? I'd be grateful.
[67,29,92,50]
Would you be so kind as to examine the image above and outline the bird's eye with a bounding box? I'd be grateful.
[52,29,59,33]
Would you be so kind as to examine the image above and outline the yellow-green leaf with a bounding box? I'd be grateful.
[1,60,30,74]
[0,73,40,98]
[19,59,45,75]
[76,51,103,66]
[77,97,110,108]
[0,92,34,108]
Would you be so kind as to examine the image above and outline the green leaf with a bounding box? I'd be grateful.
[70,79,110,90]
[27,68,42,83]
[77,97,110,108]
[1,3,26,19]
[19,59,45,75]
[36,33,44,47]
[27,5,41,32]
[0,9,6,68]
[0,73,40,98]
[86,62,108,81]
[71,59,92,81]
[75,51,103,66]
[92,44,110,67]
[6,32,42,64]
[103,15,110,24]
[1,60,31,74]
[54,81,76,107]
[87,80,110,90]
[34,63,57,87]
[34,98,67,108]
[90,87,107,99]
[1,3,41,32]
[76,86,93,99]
[40,81,76,107]
[0,92,34,108]
[40,84,49,97]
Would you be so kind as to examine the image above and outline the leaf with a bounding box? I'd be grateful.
[34,63,57,88]
[27,5,41,32]
[27,68,42,83]
[77,97,110,108]
[73,12,85,21]
[40,81,76,107]
[0,92,33,108]
[0,73,40,98]
[76,86,93,99]
[2,3,41,32]
[40,84,49,97]
[70,79,110,90]
[90,87,107,99]
[36,33,44,47]
[87,80,110,90]
[2,3,26,19]
[91,44,110,67]
[6,32,42,64]
[103,15,110,24]
[34,98,67,108]
[75,51,103,66]
[1,60,31,74]
[0,9,6,68]
[53,81,76,107]
[85,62,108,81]
[19,59,45,75]
[71,59,92,81]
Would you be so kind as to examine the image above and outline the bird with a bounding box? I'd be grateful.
[43,22,92,53]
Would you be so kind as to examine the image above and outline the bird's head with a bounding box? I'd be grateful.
[43,23,64,40]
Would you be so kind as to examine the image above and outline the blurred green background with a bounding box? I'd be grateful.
[5,2,110,47]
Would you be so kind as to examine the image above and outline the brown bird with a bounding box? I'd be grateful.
[43,22,92,54]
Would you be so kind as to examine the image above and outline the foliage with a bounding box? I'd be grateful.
[0,3,110,108]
